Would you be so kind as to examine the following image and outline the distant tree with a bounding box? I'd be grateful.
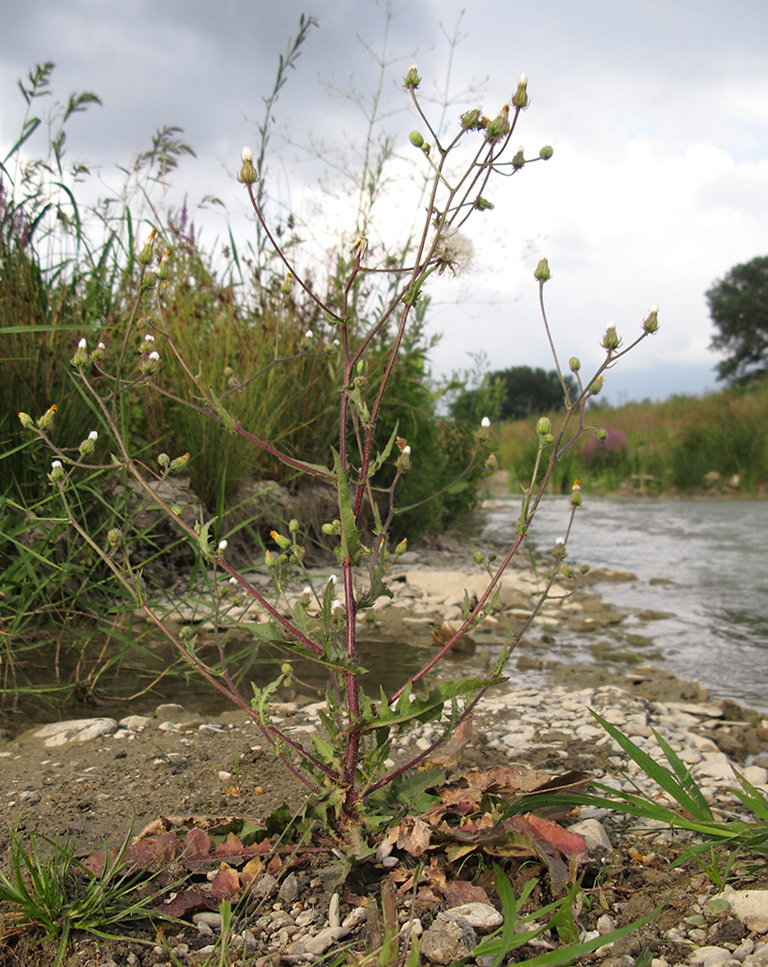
[450,365,576,422]
[707,256,768,384]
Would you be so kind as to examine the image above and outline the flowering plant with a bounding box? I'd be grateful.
[20,64,658,835]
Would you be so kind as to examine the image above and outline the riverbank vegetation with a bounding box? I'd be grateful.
[496,378,768,496]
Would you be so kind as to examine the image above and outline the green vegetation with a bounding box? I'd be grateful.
[707,255,768,385]
[497,378,768,495]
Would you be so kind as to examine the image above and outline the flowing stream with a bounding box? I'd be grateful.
[483,495,768,710]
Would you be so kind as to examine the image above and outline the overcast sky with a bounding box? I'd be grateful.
[2,0,767,404]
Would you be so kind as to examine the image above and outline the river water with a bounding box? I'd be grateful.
[483,496,768,711]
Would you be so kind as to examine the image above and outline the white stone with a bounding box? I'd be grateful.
[304,926,350,956]
[716,889,768,934]
[567,819,612,851]
[687,946,732,966]
[34,718,117,747]
[441,903,503,931]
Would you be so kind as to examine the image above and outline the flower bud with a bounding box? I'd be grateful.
[169,452,190,472]
[570,479,583,507]
[534,258,551,282]
[158,249,171,280]
[78,430,98,456]
[601,323,620,351]
[395,538,408,556]
[537,417,551,436]
[569,357,581,373]
[271,530,292,550]
[511,73,529,109]
[265,549,276,568]
[137,229,156,265]
[396,445,411,470]
[72,338,89,367]
[485,106,510,143]
[472,551,485,565]
[594,427,608,441]
[512,147,525,170]
[322,520,340,536]
[238,147,259,185]
[460,108,483,130]
[539,145,554,160]
[37,404,58,431]
[403,65,421,89]
[108,528,121,547]
[18,412,34,429]
[409,131,424,148]
[643,303,660,334]
[580,563,591,575]
[289,518,299,533]
[49,460,65,483]
[473,196,494,211]
[217,540,228,552]
[158,453,170,469]
[589,376,604,396]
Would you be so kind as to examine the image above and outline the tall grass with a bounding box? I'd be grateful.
[497,379,768,495]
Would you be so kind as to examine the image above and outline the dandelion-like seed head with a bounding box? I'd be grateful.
[432,231,475,277]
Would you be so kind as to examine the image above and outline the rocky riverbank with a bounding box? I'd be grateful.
[3,522,768,966]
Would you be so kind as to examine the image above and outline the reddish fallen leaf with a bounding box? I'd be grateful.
[181,827,210,860]
[211,862,241,898]
[440,880,491,907]
[463,765,548,793]
[154,887,221,919]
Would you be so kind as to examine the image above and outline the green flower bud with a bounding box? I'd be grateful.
[534,258,551,282]
[169,452,191,472]
[601,324,620,351]
[395,538,408,556]
[474,196,495,211]
[539,145,554,160]
[569,357,581,373]
[460,108,483,130]
[72,337,89,367]
[237,147,259,185]
[107,528,122,547]
[37,404,58,431]
[158,249,171,280]
[170,504,182,516]
[511,73,529,109]
[472,551,485,565]
[409,131,424,148]
[396,445,411,470]
[512,147,525,170]
[580,563,591,574]
[643,304,660,334]
[270,530,291,550]
[540,433,555,447]
[18,411,34,429]
[537,417,551,436]
[594,427,608,441]
[49,459,65,483]
[478,416,492,441]
[289,518,299,533]
[322,520,340,536]
[137,229,156,265]
[485,107,511,143]
[158,453,170,469]
[485,452,498,471]
[403,65,421,89]
[560,565,575,579]
[589,376,604,396]
[570,480,583,507]
[78,430,98,456]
